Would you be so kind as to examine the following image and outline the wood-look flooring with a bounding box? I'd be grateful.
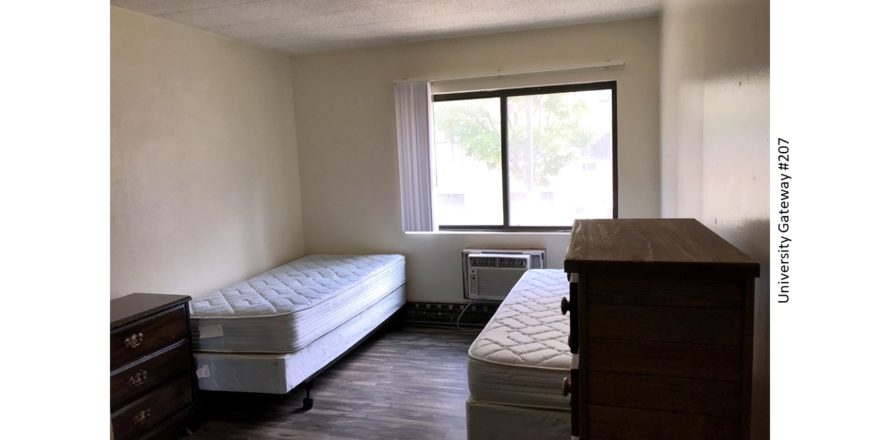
[188,326,478,440]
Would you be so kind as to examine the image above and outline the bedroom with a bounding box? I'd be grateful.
[4,0,879,437]
[106,0,769,439]
[7,0,879,436]
[28,0,880,438]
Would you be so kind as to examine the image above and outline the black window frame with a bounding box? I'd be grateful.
[432,81,618,232]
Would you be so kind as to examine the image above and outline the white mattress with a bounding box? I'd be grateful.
[467,398,569,440]
[468,269,571,410]
[194,284,406,394]
[189,254,405,353]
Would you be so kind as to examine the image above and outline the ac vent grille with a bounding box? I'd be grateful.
[468,256,528,269]
[470,257,498,268]
[498,257,527,268]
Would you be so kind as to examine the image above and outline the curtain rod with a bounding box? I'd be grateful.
[394,60,625,84]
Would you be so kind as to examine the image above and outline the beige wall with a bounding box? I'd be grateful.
[290,18,660,303]
[659,0,770,437]
[111,7,305,299]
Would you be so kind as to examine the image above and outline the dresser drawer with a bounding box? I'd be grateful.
[587,304,742,346]
[111,341,192,410]
[111,374,193,440]
[111,306,187,370]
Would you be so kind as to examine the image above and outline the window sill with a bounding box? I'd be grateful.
[405,229,572,236]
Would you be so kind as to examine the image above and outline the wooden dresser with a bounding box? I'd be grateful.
[111,293,197,440]
[563,219,759,440]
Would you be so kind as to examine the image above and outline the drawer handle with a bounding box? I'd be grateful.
[562,376,572,397]
[132,409,151,424]
[124,332,144,349]
[127,370,149,387]
[560,297,570,315]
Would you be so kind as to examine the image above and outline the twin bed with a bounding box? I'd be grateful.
[186,253,569,439]
[467,269,571,440]
[188,254,406,394]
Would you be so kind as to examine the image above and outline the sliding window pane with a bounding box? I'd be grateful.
[432,98,503,226]
[507,89,613,226]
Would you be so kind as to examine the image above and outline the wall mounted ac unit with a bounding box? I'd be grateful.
[462,249,546,301]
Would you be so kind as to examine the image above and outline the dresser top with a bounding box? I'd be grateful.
[564,219,759,277]
[111,293,191,330]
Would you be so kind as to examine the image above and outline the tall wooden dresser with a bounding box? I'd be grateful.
[563,219,759,440]
[111,293,197,440]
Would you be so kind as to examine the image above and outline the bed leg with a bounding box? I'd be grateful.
[293,380,314,413]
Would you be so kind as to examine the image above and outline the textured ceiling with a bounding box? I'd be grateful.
[111,0,661,54]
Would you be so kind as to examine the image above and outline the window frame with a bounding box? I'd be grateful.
[432,81,618,232]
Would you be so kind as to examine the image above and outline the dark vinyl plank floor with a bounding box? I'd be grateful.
[189,326,478,440]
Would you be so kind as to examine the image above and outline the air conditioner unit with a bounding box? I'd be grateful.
[462,249,546,301]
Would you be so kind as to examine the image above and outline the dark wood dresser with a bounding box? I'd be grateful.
[563,219,759,440]
[111,293,197,440]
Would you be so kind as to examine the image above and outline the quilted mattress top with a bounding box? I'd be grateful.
[468,269,571,370]
[189,254,405,318]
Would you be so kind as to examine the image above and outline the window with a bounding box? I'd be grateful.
[431,82,617,230]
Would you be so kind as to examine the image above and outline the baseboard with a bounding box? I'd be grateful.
[401,301,499,328]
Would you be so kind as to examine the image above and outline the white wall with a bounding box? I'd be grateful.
[290,18,660,303]
[111,7,305,299]
[660,0,769,437]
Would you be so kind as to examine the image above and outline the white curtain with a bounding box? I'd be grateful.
[394,81,434,232]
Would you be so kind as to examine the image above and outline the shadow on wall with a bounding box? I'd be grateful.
[711,216,769,440]
[733,218,770,290]
[668,0,770,81]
